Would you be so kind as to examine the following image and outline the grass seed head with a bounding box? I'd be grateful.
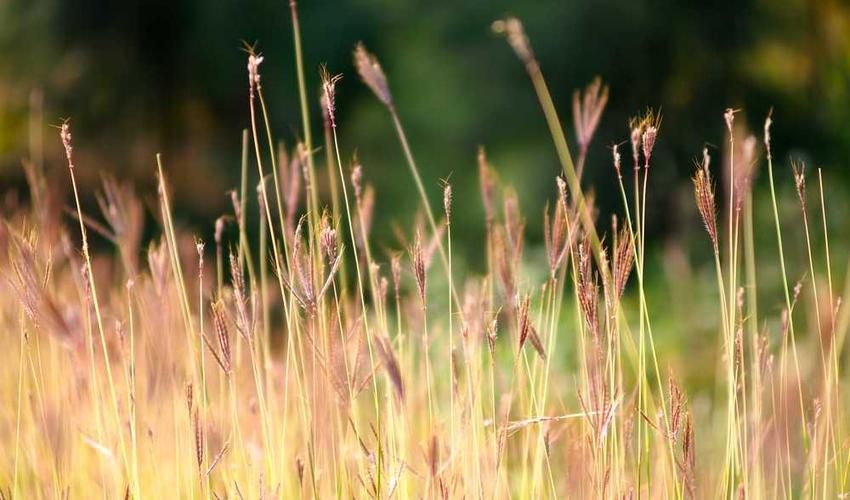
[573,76,609,150]
[354,43,393,108]
[320,67,342,128]
[693,150,719,254]
[247,53,263,92]
[492,17,535,68]
[443,182,452,224]
[412,232,427,306]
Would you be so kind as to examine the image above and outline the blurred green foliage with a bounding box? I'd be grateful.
[2,0,850,264]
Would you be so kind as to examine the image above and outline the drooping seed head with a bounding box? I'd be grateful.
[354,43,393,108]
[492,17,535,67]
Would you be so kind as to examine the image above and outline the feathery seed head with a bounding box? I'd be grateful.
[724,108,735,134]
[354,43,393,108]
[629,124,642,167]
[612,144,622,177]
[642,126,658,161]
[573,77,609,149]
[211,300,232,374]
[320,67,342,128]
[60,121,74,169]
[247,53,264,91]
[693,153,719,253]
[443,182,452,224]
[320,213,338,263]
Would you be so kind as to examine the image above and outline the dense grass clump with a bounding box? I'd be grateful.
[2,10,849,499]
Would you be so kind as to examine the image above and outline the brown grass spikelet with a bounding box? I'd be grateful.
[6,234,75,345]
[681,412,696,497]
[186,382,194,416]
[527,324,546,361]
[411,231,427,306]
[517,294,531,351]
[668,375,685,439]
[228,252,251,339]
[576,238,599,338]
[573,76,609,149]
[354,42,393,108]
[193,408,204,470]
[544,177,572,279]
[211,300,232,374]
[693,148,719,254]
[612,222,634,300]
[320,66,343,129]
[641,113,661,162]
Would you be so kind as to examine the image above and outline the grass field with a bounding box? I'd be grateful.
[1,11,849,499]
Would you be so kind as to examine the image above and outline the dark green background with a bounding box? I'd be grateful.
[2,0,849,264]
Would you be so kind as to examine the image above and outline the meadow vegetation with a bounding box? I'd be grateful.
[1,9,849,499]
